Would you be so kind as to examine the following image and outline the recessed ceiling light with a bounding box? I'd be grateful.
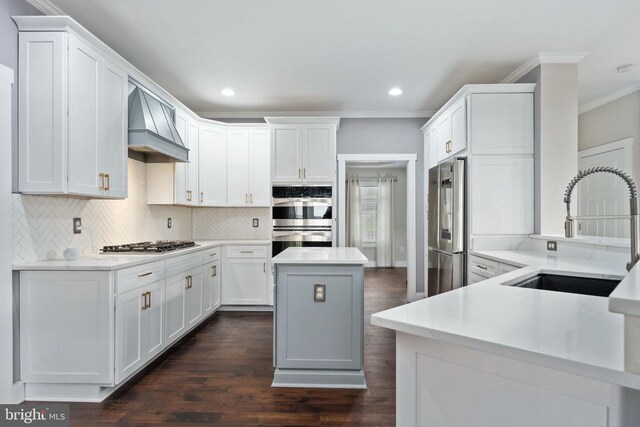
[388,87,403,96]
[221,88,235,96]
[616,64,635,73]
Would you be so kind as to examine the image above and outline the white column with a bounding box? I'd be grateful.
[0,64,16,403]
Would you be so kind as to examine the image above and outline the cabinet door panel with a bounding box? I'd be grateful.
[249,130,270,206]
[115,288,143,384]
[101,59,128,198]
[199,125,227,206]
[450,99,467,156]
[222,259,268,305]
[470,93,534,155]
[185,268,204,328]
[436,115,451,162]
[18,32,67,193]
[470,156,534,235]
[164,273,187,345]
[186,118,199,205]
[227,130,250,206]
[203,260,221,315]
[67,36,101,197]
[271,126,301,183]
[142,281,165,361]
[174,111,189,205]
[303,125,335,182]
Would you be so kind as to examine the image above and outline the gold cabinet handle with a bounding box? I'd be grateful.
[141,292,147,310]
[209,252,217,257]
[200,192,204,203]
[105,173,110,191]
[148,291,151,308]
[250,193,253,204]
[185,275,190,289]
[298,168,301,179]
[263,262,266,273]
[303,168,306,179]
[99,173,105,191]
[240,250,254,254]
[138,272,152,278]
[211,265,217,277]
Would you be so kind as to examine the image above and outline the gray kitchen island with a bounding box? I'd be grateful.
[271,247,368,389]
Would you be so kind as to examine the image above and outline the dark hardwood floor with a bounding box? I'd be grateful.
[70,268,407,426]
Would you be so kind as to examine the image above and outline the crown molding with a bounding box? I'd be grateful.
[579,83,640,115]
[24,0,65,15]
[197,110,434,119]
[501,52,588,83]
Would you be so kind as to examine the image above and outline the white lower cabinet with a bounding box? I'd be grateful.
[222,246,269,305]
[204,260,221,314]
[115,279,165,384]
[18,243,269,401]
[185,267,204,328]
[164,271,188,346]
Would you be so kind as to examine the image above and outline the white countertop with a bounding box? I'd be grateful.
[372,250,640,390]
[272,247,368,265]
[12,240,270,271]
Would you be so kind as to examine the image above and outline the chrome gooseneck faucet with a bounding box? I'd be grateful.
[563,166,640,271]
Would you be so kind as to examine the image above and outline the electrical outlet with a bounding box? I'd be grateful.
[73,218,82,234]
[547,240,557,251]
[167,218,172,229]
[253,218,259,228]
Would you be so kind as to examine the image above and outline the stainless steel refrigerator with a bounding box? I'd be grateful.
[427,158,466,297]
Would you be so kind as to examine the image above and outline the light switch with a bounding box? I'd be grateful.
[314,284,326,302]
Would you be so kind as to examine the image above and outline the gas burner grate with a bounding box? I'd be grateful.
[101,240,197,254]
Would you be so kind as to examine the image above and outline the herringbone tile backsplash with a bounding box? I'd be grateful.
[13,159,271,263]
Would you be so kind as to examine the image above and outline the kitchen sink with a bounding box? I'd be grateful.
[512,274,621,297]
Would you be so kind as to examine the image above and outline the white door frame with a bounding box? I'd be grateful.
[337,153,418,301]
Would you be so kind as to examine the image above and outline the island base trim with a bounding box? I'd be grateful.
[272,368,366,389]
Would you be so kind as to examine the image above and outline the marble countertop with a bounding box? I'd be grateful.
[372,250,640,390]
[272,247,368,265]
[12,240,270,271]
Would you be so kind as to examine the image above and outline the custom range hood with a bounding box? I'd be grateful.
[128,81,188,163]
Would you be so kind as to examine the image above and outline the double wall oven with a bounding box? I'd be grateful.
[272,186,333,257]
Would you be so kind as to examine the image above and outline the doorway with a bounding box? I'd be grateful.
[337,154,417,301]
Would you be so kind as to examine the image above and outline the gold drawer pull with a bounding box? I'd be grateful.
[209,252,217,257]
[211,265,217,277]
[240,250,254,254]
[476,265,488,271]
[138,272,153,278]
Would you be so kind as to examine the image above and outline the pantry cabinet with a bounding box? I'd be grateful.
[267,118,339,184]
[17,30,128,198]
[227,128,270,206]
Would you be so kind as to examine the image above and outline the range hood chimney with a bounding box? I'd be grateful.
[128,81,189,163]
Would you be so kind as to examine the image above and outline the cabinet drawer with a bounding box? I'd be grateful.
[166,251,204,277]
[203,246,221,261]
[469,255,498,279]
[116,260,165,294]
[226,245,267,259]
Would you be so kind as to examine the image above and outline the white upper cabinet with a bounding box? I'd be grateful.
[449,98,467,156]
[227,128,271,206]
[199,124,227,206]
[271,126,302,183]
[267,118,339,184]
[469,93,534,155]
[17,30,128,198]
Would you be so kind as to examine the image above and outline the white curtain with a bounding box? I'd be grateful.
[376,176,394,267]
[346,177,362,250]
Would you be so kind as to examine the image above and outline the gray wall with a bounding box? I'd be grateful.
[0,0,42,192]
[578,90,640,180]
[337,118,426,293]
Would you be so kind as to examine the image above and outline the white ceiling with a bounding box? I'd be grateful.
[35,0,640,117]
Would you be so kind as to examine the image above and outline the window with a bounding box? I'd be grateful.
[360,184,378,242]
